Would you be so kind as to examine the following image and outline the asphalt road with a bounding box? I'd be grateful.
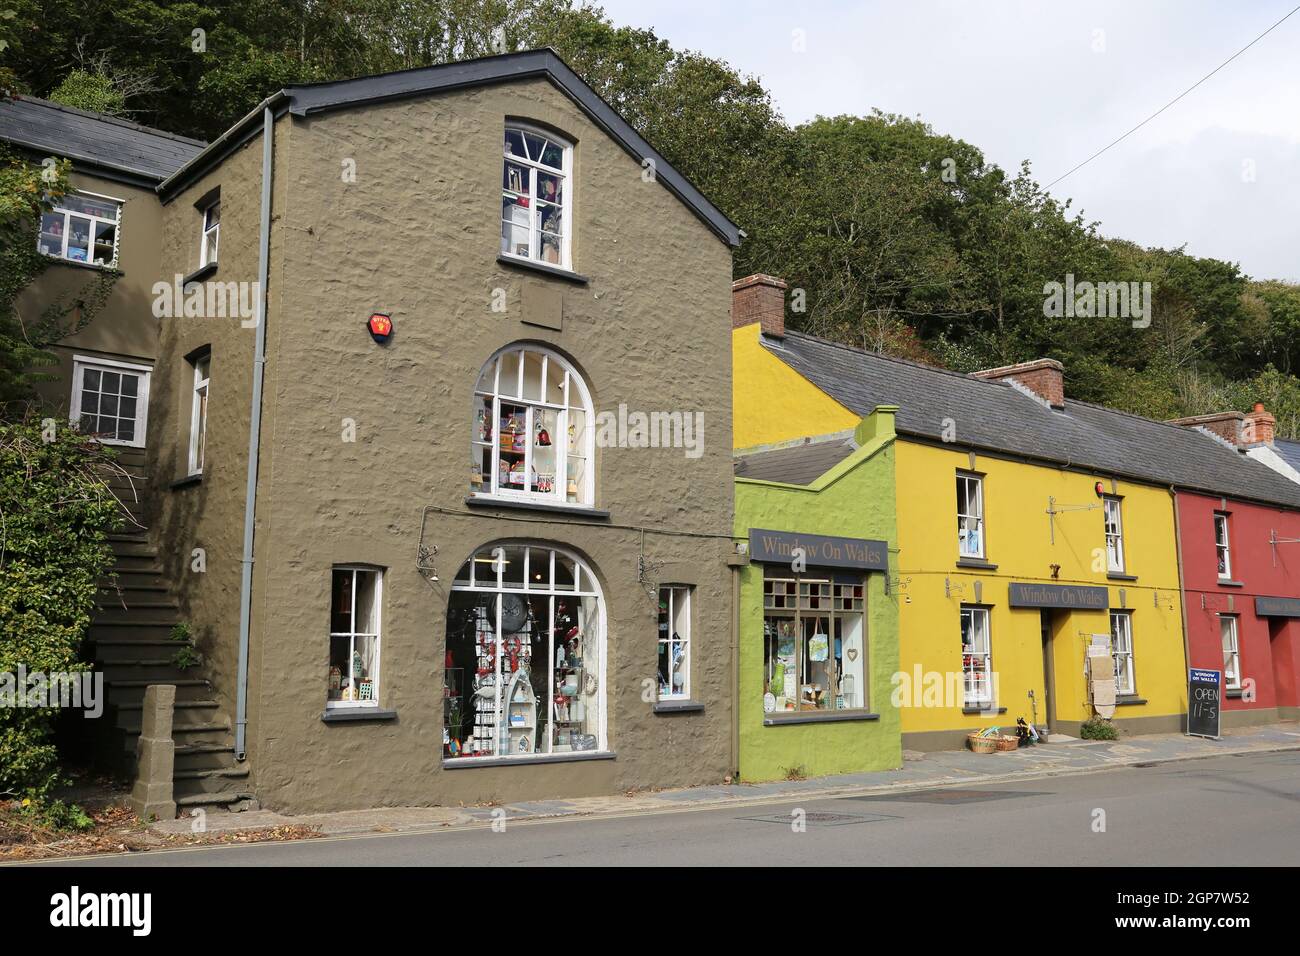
[35,750,1300,866]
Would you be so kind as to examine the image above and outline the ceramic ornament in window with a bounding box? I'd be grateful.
[536,413,551,447]
[352,648,364,680]
[470,463,483,492]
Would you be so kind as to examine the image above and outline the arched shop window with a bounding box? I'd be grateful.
[470,344,594,506]
[445,544,605,760]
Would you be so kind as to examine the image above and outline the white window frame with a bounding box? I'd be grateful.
[200,200,220,267]
[471,344,595,507]
[1220,614,1241,691]
[961,605,993,706]
[657,585,691,701]
[69,355,151,448]
[1110,610,1135,697]
[37,189,123,267]
[957,473,985,559]
[1214,513,1232,580]
[1103,496,1126,573]
[501,123,573,271]
[187,353,210,476]
[327,566,384,710]
[447,544,608,760]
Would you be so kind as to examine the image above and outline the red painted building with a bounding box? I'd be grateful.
[1176,488,1300,725]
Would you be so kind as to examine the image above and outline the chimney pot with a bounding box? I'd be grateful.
[972,358,1065,408]
[732,274,788,338]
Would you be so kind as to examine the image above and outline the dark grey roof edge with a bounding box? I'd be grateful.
[3,140,161,189]
[280,48,742,247]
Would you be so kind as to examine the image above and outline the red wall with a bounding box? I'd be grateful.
[1177,491,1300,712]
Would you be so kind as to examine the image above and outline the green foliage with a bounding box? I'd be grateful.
[1080,716,1119,741]
[0,416,119,802]
[48,69,127,115]
[168,622,191,643]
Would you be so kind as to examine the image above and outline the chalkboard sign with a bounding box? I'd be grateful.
[1187,668,1221,739]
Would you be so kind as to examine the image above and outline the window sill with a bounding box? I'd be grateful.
[763,711,879,727]
[962,705,1007,715]
[169,474,202,490]
[1217,579,1245,588]
[443,750,614,769]
[1107,572,1138,582]
[1115,696,1147,706]
[653,699,704,714]
[183,261,218,286]
[43,255,120,274]
[321,707,398,723]
[465,495,609,520]
[496,254,589,285]
[956,558,997,571]
[1226,689,1244,699]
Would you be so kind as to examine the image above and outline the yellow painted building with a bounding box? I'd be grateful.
[732,285,1189,748]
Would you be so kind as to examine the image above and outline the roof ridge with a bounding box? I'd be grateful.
[778,328,1020,389]
[13,96,207,146]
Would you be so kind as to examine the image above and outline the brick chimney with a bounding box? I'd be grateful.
[1243,402,1276,446]
[1166,411,1244,446]
[972,358,1065,408]
[732,274,788,338]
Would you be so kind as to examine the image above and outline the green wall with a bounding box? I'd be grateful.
[733,407,902,781]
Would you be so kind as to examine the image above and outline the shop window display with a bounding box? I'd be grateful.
[471,345,593,506]
[445,545,603,759]
[762,574,866,713]
[327,567,382,707]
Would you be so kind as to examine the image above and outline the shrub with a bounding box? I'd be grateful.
[1080,716,1119,741]
[0,416,119,805]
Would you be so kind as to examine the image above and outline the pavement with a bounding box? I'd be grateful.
[151,722,1300,840]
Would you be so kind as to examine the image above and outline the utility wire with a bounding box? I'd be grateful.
[1045,4,1300,190]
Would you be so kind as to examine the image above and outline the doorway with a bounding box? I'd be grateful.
[1039,610,1056,734]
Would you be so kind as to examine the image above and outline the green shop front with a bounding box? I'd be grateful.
[733,408,902,781]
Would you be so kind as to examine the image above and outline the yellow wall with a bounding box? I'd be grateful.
[732,325,1190,744]
[732,325,857,450]
[895,441,1188,741]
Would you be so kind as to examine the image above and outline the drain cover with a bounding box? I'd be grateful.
[849,788,1049,805]
[740,810,899,827]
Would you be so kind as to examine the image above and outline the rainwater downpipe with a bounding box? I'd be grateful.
[234,105,275,760]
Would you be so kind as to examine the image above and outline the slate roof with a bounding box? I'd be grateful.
[1273,439,1300,476]
[735,435,858,486]
[0,96,205,185]
[761,329,1300,510]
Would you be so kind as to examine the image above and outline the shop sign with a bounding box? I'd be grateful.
[1255,596,1300,618]
[748,529,888,571]
[1187,668,1221,740]
[1007,582,1108,609]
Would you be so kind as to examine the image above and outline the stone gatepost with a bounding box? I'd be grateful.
[129,684,177,821]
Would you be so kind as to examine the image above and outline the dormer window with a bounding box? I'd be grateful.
[501,125,571,269]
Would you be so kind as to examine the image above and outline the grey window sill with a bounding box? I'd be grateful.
[183,261,218,286]
[169,474,202,490]
[496,254,589,285]
[1107,572,1138,582]
[1226,689,1244,699]
[764,711,879,727]
[1217,579,1245,588]
[956,558,998,571]
[653,700,704,714]
[321,707,398,723]
[1115,696,1148,706]
[44,255,120,274]
[465,495,610,519]
[962,705,1007,715]
[443,750,615,769]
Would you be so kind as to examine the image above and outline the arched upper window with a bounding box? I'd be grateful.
[445,543,605,760]
[471,344,594,507]
[501,124,572,270]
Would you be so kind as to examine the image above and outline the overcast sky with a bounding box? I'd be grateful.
[594,0,1300,282]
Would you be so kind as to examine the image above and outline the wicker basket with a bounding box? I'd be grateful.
[994,735,1020,752]
[967,733,999,753]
